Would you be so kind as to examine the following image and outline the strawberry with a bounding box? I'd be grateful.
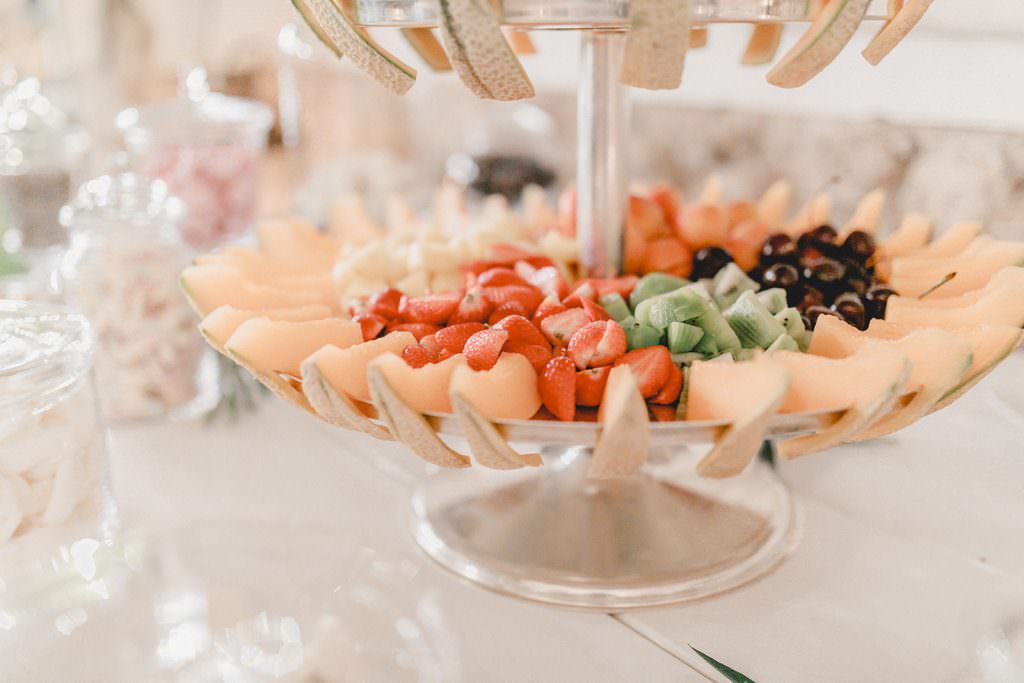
[649,404,678,422]
[492,314,550,349]
[513,260,538,282]
[527,266,569,301]
[590,276,639,300]
[437,348,455,362]
[563,281,596,308]
[461,260,502,278]
[486,243,536,265]
[434,322,487,354]
[650,364,683,405]
[505,341,552,375]
[581,297,611,322]
[524,255,557,269]
[539,356,576,422]
[386,322,440,341]
[478,267,529,288]
[347,299,368,318]
[613,346,674,398]
[368,287,403,320]
[539,308,590,347]
[483,285,544,314]
[353,312,386,341]
[649,184,682,227]
[488,301,532,325]
[575,366,611,407]
[567,320,627,369]
[532,297,568,326]
[399,292,461,324]
[401,344,436,368]
[449,286,493,325]
[463,328,509,371]
[642,236,692,278]
[419,333,442,355]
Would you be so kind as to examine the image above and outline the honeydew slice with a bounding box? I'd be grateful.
[912,221,981,258]
[757,180,793,231]
[808,318,972,439]
[773,346,911,459]
[367,364,471,469]
[888,242,1024,297]
[767,0,871,88]
[225,318,362,378]
[451,392,542,470]
[884,267,1024,313]
[621,0,690,90]
[181,265,331,317]
[303,332,416,404]
[686,358,790,478]
[689,28,708,49]
[301,360,394,440]
[885,282,1024,329]
[371,352,468,415]
[878,212,932,259]
[741,24,784,66]
[402,28,452,71]
[449,353,542,421]
[785,192,831,236]
[437,0,534,101]
[841,188,886,237]
[199,304,332,353]
[590,366,649,479]
[863,0,935,65]
[293,0,417,95]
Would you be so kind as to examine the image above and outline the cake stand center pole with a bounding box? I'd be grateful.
[576,30,630,278]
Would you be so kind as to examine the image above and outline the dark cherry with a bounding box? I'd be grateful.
[762,262,800,289]
[832,292,867,330]
[805,305,841,329]
[799,245,826,265]
[790,284,825,311]
[864,284,898,319]
[842,230,876,262]
[803,258,847,294]
[845,273,868,297]
[760,233,798,265]
[800,313,813,332]
[692,246,733,280]
[797,224,839,250]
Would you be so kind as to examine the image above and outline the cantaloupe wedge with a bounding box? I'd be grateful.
[367,364,470,469]
[757,179,793,231]
[785,192,831,236]
[196,247,332,282]
[808,317,973,439]
[181,265,332,317]
[437,0,534,101]
[888,242,1024,297]
[199,304,332,353]
[767,0,871,88]
[589,366,650,479]
[863,0,934,65]
[686,358,790,478]
[292,0,417,95]
[449,353,541,421]
[256,219,339,263]
[885,282,1024,329]
[301,359,393,440]
[773,346,911,458]
[912,221,982,259]
[303,332,416,403]
[699,173,723,205]
[450,392,542,470]
[621,0,690,90]
[402,28,452,71]
[884,267,1024,313]
[225,318,362,378]
[878,212,932,259]
[841,188,886,237]
[741,24,784,66]
[371,352,467,415]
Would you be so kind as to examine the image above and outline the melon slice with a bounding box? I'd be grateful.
[878,212,932,259]
[841,188,886,237]
[773,346,911,458]
[292,0,417,95]
[785,192,831,236]
[225,318,362,378]
[620,0,690,90]
[196,246,331,280]
[290,0,342,57]
[888,242,1024,297]
[257,219,339,262]
[699,173,723,205]
[199,304,332,353]
[402,28,452,71]
[505,30,537,56]
[437,0,534,101]
[689,27,708,49]
[884,267,1024,313]
[885,282,1024,329]
[686,358,790,478]
[757,180,793,231]
[589,366,650,479]
[450,392,542,470]
[300,359,393,440]
[448,353,541,421]
[913,221,982,259]
[807,317,973,439]
[741,24,784,65]
[180,265,331,317]
[371,352,468,415]
[767,0,871,88]
[367,364,471,469]
[863,0,934,65]
[303,332,416,403]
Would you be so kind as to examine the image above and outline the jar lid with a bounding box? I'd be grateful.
[0,75,88,171]
[0,300,93,414]
[59,172,186,230]
[116,93,274,147]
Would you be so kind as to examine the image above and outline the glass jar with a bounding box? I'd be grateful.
[60,172,215,422]
[116,91,273,251]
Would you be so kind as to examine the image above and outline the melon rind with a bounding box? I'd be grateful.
[437,0,535,101]
[589,366,650,479]
[767,0,872,88]
[689,27,708,49]
[741,24,784,66]
[291,0,343,57]
[301,361,395,440]
[620,0,691,90]
[451,392,542,470]
[402,28,453,71]
[863,0,934,65]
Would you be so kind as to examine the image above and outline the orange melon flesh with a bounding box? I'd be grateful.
[256,219,339,262]
[884,267,1024,314]
[785,192,831,236]
[199,304,332,352]
[371,352,468,415]
[195,246,331,280]
[181,265,331,317]
[686,357,790,478]
[879,212,932,259]
[590,365,649,479]
[757,180,792,231]
[303,332,416,403]
[884,283,1024,330]
[225,318,361,378]
[841,188,886,237]
[448,353,541,421]
[911,221,982,259]
[888,242,1024,297]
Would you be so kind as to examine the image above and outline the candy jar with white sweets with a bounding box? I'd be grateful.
[116,87,273,251]
[60,173,216,421]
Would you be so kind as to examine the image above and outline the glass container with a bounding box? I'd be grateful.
[116,92,273,250]
[60,173,216,422]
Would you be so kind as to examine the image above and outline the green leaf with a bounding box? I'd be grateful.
[690,646,757,683]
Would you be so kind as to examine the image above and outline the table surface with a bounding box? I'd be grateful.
[107,353,1024,683]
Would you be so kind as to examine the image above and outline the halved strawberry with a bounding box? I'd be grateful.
[463,328,509,371]
[563,281,596,308]
[581,298,611,322]
[483,285,544,314]
[575,366,611,407]
[478,267,529,288]
[449,286,493,325]
[399,292,461,324]
[642,236,692,278]
[613,346,674,398]
[461,260,502,278]
[420,333,442,355]
[353,312,387,341]
[532,297,568,326]
[435,322,487,354]
[368,287,403,320]
[486,243,536,265]
[649,404,677,422]
[649,184,682,226]
[539,356,576,422]
[591,276,639,300]
[437,348,455,362]
[539,308,590,346]
[527,266,569,301]
[402,344,436,368]
[488,301,532,325]
[492,314,550,349]
[386,322,440,341]
[567,320,627,369]
[650,364,683,405]
[505,341,552,375]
